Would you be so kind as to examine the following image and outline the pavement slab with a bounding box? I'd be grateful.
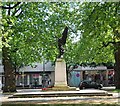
[1,96,120,105]
[8,89,112,98]
[0,88,119,105]
[16,89,108,94]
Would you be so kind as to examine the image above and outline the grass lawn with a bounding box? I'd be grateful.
[112,89,120,93]
[1,104,120,106]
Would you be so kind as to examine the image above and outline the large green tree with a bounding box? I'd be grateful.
[1,2,25,92]
[1,2,120,92]
[66,2,120,89]
[1,2,77,92]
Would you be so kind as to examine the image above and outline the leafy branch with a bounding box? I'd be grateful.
[102,41,120,47]
[0,2,21,9]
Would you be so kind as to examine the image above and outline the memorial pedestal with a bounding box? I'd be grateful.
[52,58,75,91]
[44,58,75,91]
[54,58,67,87]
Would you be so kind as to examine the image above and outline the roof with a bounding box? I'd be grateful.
[19,62,55,72]
[73,66,107,71]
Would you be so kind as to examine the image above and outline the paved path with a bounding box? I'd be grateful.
[1,96,120,105]
[0,89,120,105]
[15,89,108,95]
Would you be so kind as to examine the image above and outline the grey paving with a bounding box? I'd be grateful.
[0,88,119,104]
[16,89,108,95]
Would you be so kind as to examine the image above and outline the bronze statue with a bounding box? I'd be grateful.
[58,26,68,58]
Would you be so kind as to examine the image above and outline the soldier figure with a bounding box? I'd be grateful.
[58,26,68,58]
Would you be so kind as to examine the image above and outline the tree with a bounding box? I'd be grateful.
[1,2,77,92]
[2,2,119,91]
[67,2,120,89]
[1,2,25,92]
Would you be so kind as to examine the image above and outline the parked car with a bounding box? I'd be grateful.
[79,80,103,89]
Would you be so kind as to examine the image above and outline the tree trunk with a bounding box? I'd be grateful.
[2,45,16,93]
[114,47,120,89]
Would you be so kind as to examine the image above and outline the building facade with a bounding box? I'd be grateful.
[16,62,55,88]
[1,61,114,89]
[68,66,114,87]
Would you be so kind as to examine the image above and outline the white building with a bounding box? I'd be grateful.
[16,62,55,88]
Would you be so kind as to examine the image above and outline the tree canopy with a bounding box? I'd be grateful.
[1,2,120,91]
[65,2,119,66]
[1,2,81,68]
[1,2,119,69]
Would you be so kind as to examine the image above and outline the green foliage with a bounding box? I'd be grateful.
[2,2,119,69]
[65,2,119,66]
[1,2,78,68]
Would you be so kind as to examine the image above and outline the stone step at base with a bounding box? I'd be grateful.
[9,91,112,98]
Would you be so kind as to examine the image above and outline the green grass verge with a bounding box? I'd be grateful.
[112,89,120,93]
[1,104,120,106]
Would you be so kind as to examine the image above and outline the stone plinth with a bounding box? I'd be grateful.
[54,58,67,87]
